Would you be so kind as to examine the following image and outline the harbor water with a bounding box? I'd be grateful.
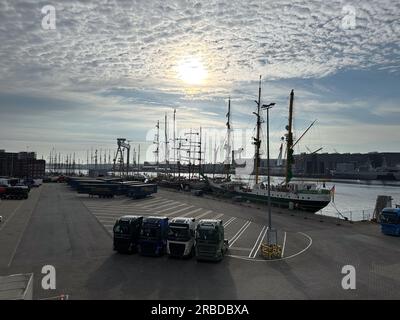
[229,174,400,221]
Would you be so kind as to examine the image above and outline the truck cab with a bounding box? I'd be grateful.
[113,215,143,253]
[195,219,228,261]
[381,208,400,236]
[167,217,196,258]
[139,216,169,256]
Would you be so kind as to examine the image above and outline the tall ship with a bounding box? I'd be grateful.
[206,79,332,213]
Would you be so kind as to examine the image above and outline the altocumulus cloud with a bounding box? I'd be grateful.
[0,0,399,158]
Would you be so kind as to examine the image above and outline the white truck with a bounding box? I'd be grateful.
[167,217,196,258]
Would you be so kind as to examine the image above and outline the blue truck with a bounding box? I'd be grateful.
[139,216,169,256]
[381,208,400,236]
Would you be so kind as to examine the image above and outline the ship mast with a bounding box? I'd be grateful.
[164,113,168,174]
[285,89,294,185]
[253,76,262,185]
[173,109,176,177]
[225,97,231,180]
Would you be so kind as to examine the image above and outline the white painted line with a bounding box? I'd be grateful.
[148,201,181,211]
[0,201,24,232]
[229,221,251,248]
[86,203,151,210]
[211,213,224,220]
[139,198,172,208]
[94,211,151,219]
[91,211,148,218]
[180,208,203,217]
[90,203,152,209]
[249,226,266,258]
[281,232,287,258]
[94,214,122,220]
[162,205,195,217]
[194,210,213,219]
[127,196,159,203]
[252,227,269,258]
[7,187,43,267]
[223,217,235,227]
[87,208,151,214]
[84,200,138,208]
[134,196,164,203]
[229,247,252,252]
[227,232,313,262]
[142,199,175,209]
[155,203,187,214]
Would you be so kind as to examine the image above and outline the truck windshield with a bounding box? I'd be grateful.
[197,228,218,242]
[381,213,399,224]
[113,223,131,234]
[168,224,190,241]
[141,226,160,239]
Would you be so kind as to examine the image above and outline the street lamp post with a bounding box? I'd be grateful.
[262,103,276,245]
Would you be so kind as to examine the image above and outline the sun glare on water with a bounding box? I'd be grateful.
[177,56,208,85]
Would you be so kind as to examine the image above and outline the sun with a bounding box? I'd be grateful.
[177,56,208,85]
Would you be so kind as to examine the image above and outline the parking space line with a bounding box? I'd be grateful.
[252,227,269,258]
[0,201,24,232]
[142,199,175,208]
[229,247,252,252]
[162,205,195,217]
[211,213,224,220]
[148,201,182,211]
[249,226,266,258]
[281,232,287,258]
[180,208,203,217]
[86,203,152,209]
[93,213,139,219]
[91,210,149,216]
[154,203,187,214]
[86,207,151,214]
[223,217,236,227]
[194,210,213,220]
[134,196,164,204]
[139,198,173,208]
[126,196,160,203]
[229,221,251,248]
[84,199,142,208]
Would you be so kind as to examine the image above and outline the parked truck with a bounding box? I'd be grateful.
[195,219,228,261]
[126,183,157,199]
[77,183,123,198]
[167,217,196,258]
[113,215,143,253]
[381,207,400,236]
[139,216,169,256]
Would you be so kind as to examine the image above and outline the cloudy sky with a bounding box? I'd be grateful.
[0,0,399,163]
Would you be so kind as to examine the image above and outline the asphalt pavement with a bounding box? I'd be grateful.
[0,183,399,299]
